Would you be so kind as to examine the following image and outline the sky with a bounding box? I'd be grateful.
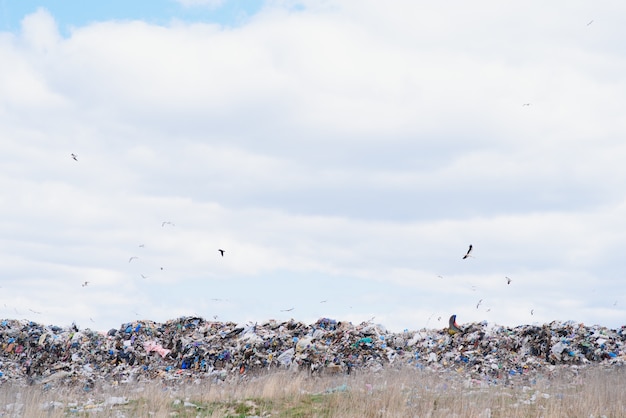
[1,0,625,333]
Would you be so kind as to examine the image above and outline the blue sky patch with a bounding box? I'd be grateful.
[0,0,265,34]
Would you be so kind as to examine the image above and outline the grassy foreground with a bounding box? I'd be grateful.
[1,366,624,417]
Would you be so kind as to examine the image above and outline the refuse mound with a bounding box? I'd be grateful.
[1,317,624,389]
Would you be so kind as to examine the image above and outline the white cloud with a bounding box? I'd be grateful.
[0,1,625,331]
[20,8,60,51]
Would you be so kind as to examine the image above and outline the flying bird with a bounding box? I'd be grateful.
[506,276,512,284]
[129,256,138,263]
[281,307,294,312]
[161,221,175,227]
[522,103,531,107]
[218,249,225,257]
[587,20,594,26]
[462,245,473,259]
[82,281,89,287]
[70,153,78,161]
[140,274,148,279]
[530,309,534,316]
[476,299,483,309]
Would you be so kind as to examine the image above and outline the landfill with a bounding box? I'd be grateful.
[0,316,624,389]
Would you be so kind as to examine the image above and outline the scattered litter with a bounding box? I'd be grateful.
[324,383,349,394]
[105,396,129,406]
[0,317,623,388]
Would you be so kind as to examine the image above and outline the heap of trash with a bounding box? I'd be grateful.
[0,316,624,388]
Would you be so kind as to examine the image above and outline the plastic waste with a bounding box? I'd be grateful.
[0,316,622,388]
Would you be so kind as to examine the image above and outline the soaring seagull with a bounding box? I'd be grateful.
[218,249,225,257]
[462,245,473,259]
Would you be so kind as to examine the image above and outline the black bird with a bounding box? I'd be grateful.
[218,249,225,257]
[506,276,512,284]
[462,245,473,259]
[70,153,78,161]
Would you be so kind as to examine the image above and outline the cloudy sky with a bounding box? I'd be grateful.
[1,0,625,332]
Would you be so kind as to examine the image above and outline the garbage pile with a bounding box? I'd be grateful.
[0,317,624,388]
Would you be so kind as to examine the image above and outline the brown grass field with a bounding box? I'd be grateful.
[0,366,624,417]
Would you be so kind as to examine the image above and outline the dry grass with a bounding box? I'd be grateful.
[1,366,625,417]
